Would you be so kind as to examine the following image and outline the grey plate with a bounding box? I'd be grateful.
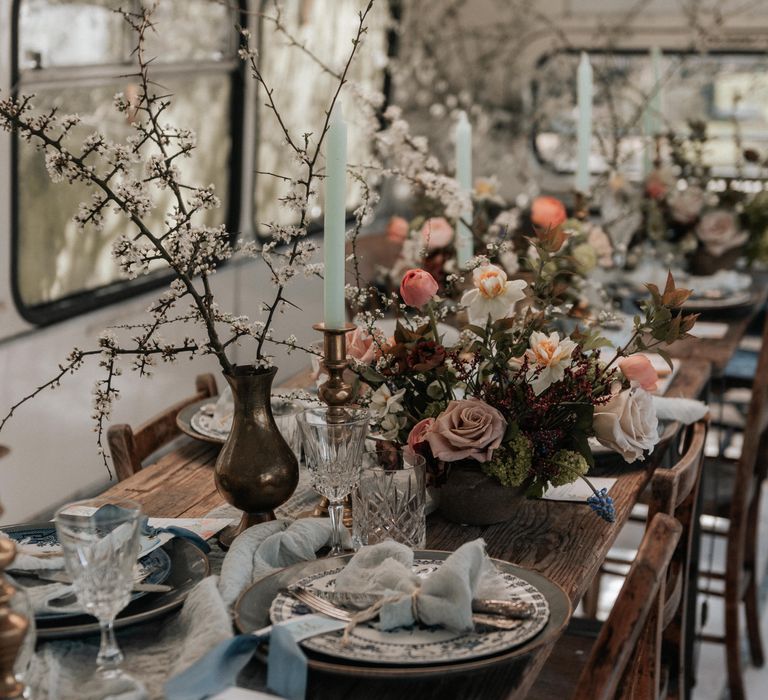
[34,537,209,639]
[177,398,226,445]
[234,550,571,679]
[5,523,172,622]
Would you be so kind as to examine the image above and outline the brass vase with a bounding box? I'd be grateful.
[214,366,299,547]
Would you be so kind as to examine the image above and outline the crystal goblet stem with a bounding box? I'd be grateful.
[327,502,345,556]
[97,618,123,671]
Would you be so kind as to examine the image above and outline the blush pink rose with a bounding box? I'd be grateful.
[531,196,567,230]
[400,268,439,308]
[619,355,658,392]
[386,216,410,244]
[346,327,376,365]
[425,398,507,463]
[407,417,435,450]
[420,217,454,250]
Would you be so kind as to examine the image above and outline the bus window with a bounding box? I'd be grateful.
[13,0,242,322]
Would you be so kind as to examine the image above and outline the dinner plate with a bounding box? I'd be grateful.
[234,550,571,679]
[683,289,754,312]
[32,537,209,639]
[4,523,173,622]
[177,398,227,444]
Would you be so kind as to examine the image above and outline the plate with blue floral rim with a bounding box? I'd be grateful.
[2,523,172,622]
[235,550,571,677]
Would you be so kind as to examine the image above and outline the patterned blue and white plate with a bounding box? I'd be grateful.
[3,524,172,621]
[269,557,550,666]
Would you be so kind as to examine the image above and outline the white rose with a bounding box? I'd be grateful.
[593,387,659,462]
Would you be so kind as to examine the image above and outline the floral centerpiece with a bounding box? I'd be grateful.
[641,120,768,273]
[350,228,696,524]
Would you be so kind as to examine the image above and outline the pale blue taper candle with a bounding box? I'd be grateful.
[455,110,473,268]
[575,52,593,193]
[323,100,348,330]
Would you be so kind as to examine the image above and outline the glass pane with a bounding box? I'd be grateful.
[142,0,238,62]
[533,51,768,180]
[16,74,232,308]
[18,0,128,70]
[253,0,390,232]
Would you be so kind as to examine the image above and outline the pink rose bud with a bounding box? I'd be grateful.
[400,268,439,308]
[386,216,410,244]
[531,196,567,230]
[419,217,454,250]
[407,417,435,450]
[619,355,659,392]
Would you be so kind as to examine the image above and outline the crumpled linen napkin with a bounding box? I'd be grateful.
[653,396,709,424]
[166,517,348,700]
[334,539,508,632]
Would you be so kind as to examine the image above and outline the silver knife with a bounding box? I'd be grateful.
[295,587,535,620]
[26,571,172,593]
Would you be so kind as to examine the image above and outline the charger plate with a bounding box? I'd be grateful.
[31,537,209,639]
[234,550,570,679]
[177,398,227,445]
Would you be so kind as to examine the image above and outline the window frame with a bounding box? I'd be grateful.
[530,46,768,181]
[9,0,248,326]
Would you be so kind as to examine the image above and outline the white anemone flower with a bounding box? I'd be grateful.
[460,263,527,324]
[525,330,577,395]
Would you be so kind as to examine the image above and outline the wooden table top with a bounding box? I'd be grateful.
[102,356,712,699]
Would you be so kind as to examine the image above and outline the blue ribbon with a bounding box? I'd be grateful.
[165,615,346,700]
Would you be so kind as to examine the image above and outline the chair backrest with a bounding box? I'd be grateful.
[644,419,707,699]
[107,373,218,481]
[738,310,768,488]
[572,513,682,700]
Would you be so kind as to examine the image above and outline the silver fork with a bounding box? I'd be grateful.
[287,587,526,631]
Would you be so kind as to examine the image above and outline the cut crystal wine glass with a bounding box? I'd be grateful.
[54,498,142,691]
[297,406,369,555]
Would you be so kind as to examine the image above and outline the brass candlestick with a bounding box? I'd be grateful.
[573,189,590,221]
[311,323,356,526]
[0,507,28,700]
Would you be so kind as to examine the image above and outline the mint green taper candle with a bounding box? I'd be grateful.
[323,100,348,330]
[575,52,593,193]
[455,110,473,268]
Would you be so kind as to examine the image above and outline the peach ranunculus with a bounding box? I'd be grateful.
[386,216,410,244]
[425,398,507,463]
[420,217,454,251]
[407,417,435,451]
[531,196,567,230]
[619,355,658,392]
[696,209,748,257]
[400,268,439,308]
[593,387,659,462]
[346,327,377,365]
[460,263,527,324]
[525,330,577,395]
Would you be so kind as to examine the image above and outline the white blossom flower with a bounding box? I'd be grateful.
[460,264,527,324]
[525,331,577,395]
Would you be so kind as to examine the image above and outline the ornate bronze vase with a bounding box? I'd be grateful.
[214,366,299,546]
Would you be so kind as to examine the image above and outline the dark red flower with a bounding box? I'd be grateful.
[407,339,447,372]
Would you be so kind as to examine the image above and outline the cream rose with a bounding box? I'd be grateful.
[696,209,748,257]
[420,217,454,250]
[525,331,577,395]
[593,387,659,462]
[460,263,527,324]
[668,186,705,225]
[425,398,506,463]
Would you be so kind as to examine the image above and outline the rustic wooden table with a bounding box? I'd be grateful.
[102,356,712,699]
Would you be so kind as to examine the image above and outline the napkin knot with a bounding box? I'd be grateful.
[341,587,423,645]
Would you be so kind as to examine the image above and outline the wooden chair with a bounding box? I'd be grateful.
[529,513,683,700]
[107,373,218,481]
[696,312,768,700]
[579,419,708,698]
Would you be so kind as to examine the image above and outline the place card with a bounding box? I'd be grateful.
[210,688,284,699]
[542,477,616,502]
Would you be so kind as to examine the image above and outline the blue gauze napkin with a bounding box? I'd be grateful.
[166,518,350,700]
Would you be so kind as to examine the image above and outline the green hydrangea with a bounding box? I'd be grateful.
[549,450,589,487]
[483,433,533,487]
